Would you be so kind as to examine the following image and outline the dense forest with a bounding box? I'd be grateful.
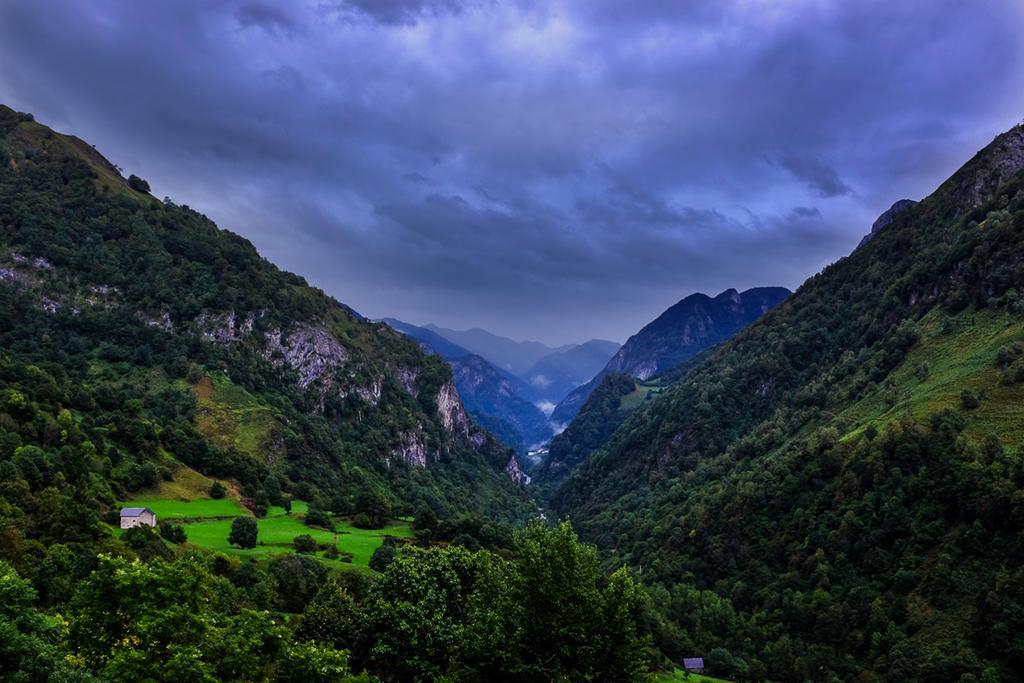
[553,123,1024,680]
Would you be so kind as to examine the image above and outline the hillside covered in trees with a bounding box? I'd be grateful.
[553,123,1024,680]
[0,105,653,680]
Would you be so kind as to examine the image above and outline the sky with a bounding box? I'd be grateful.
[1,1,1023,345]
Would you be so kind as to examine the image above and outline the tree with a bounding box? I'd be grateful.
[293,534,317,554]
[355,489,390,529]
[297,578,363,649]
[228,516,257,549]
[127,174,150,193]
[369,543,397,573]
[268,555,328,613]
[209,481,227,499]
[159,523,187,544]
[122,525,173,561]
[412,504,438,541]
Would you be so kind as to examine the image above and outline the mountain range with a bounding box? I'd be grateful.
[550,286,790,426]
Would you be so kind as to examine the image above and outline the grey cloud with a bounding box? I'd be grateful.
[788,206,822,220]
[236,1,301,35]
[334,0,469,26]
[779,155,853,198]
[0,0,1022,343]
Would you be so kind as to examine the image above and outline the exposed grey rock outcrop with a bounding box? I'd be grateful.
[505,455,529,486]
[261,324,349,390]
[436,379,472,438]
[956,124,1024,208]
[196,310,263,343]
[395,367,418,396]
[391,430,428,467]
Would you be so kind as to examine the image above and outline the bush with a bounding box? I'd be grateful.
[122,525,173,561]
[210,481,227,499]
[305,508,332,530]
[229,516,258,549]
[351,512,378,529]
[369,543,397,573]
[127,174,151,193]
[960,389,981,410]
[159,523,187,544]
[293,534,317,554]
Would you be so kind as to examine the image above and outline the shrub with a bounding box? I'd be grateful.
[293,534,317,554]
[369,544,397,573]
[127,174,151,193]
[229,516,258,549]
[351,512,378,529]
[210,481,227,499]
[304,508,332,530]
[159,523,187,544]
[960,389,981,410]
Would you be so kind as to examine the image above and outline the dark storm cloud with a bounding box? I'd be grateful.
[339,0,470,26]
[778,155,852,198]
[0,0,1022,343]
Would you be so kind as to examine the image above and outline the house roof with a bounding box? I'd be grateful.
[120,507,153,517]
[683,657,705,668]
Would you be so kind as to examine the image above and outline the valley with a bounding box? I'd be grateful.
[1,4,1023,680]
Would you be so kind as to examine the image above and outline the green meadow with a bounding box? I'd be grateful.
[655,669,732,683]
[120,495,413,570]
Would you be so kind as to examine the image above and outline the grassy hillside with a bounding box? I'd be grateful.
[554,124,1024,681]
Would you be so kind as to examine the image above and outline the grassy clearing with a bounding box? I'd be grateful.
[836,308,1024,448]
[191,373,283,461]
[654,669,732,683]
[121,497,247,519]
[121,494,413,570]
[620,381,664,411]
[127,463,224,501]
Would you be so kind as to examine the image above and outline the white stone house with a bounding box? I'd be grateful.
[120,507,157,529]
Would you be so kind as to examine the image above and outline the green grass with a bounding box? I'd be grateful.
[120,497,247,520]
[620,381,664,411]
[123,495,413,570]
[835,307,1024,448]
[654,668,732,683]
[191,373,283,462]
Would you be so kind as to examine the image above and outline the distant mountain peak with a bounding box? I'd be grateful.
[549,285,790,425]
[858,198,918,248]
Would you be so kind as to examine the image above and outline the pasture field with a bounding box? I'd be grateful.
[655,669,732,683]
[120,495,412,570]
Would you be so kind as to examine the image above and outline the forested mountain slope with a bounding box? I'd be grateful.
[550,287,788,425]
[0,104,529,525]
[553,123,1024,680]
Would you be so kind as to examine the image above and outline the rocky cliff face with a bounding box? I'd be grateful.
[436,379,472,438]
[952,123,1024,209]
